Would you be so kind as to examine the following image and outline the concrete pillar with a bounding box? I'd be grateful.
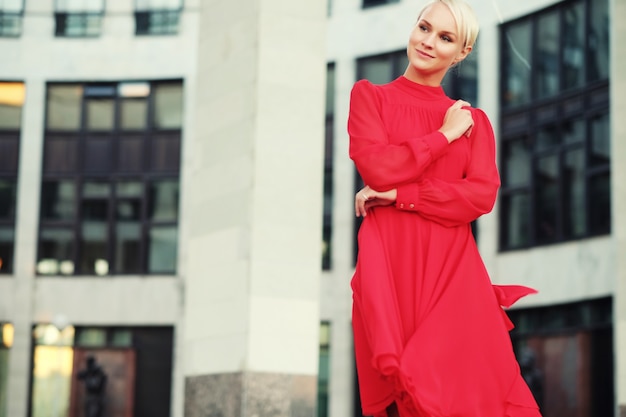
[6,79,45,417]
[612,0,626,415]
[182,0,326,416]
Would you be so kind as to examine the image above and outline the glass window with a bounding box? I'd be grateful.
[154,83,183,129]
[0,323,13,417]
[534,11,559,99]
[148,226,177,273]
[317,322,330,417]
[322,63,335,270]
[0,81,22,274]
[499,0,611,251]
[0,0,24,37]
[588,0,609,81]
[134,0,182,35]
[55,0,104,37]
[30,324,75,417]
[362,0,399,8]
[562,2,584,90]
[502,20,531,107]
[46,85,83,131]
[39,81,183,276]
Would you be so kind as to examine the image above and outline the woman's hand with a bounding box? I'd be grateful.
[438,100,474,143]
[355,185,397,217]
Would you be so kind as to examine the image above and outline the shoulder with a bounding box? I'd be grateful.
[469,107,494,130]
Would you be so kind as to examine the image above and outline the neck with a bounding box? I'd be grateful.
[403,65,446,87]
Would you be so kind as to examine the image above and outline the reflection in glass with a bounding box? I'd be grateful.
[562,2,584,90]
[563,149,586,238]
[589,173,610,234]
[86,98,114,130]
[79,200,108,275]
[46,85,83,130]
[534,155,559,242]
[38,229,74,275]
[121,98,148,130]
[0,180,16,219]
[535,11,559,99]
[502,137,531,187]
[588,0,609,81]
[154,84,183,129]
[111,329,132,347]
[30,324,75,417]
[76,328,106,347]
[148,226,177,273]
[360,56,394,85]
[115,222,141,273]
[562,119,584,144]
[535,125,560,152]
[502,21,531,107]
[40,181,75,220]
[149,180,179,221]
[0,227,13,273]
[503,192,530,248]
[0,82,25,129]
[590,113,610,166]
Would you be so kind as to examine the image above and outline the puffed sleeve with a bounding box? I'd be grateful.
[348,80,449,190]
[395,109,500,227]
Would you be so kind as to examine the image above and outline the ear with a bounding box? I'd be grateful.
[453,45,473,65]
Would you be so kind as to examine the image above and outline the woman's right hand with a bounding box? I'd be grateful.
[438,100,474,143]
[355,185,397,217]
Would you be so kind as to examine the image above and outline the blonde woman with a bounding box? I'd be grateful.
[348,1,542,416]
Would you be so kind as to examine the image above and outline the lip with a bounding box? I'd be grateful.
[416,49,435,59]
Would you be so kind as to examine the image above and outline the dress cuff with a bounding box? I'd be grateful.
[395,183,420,211]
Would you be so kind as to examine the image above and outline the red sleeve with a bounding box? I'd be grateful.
[395,109,501,227]
[348,80,449,190]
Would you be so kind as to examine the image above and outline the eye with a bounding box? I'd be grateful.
[419,24,429,32]
[441,35,452,42]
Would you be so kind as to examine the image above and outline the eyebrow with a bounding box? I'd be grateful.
[420,19,457,37]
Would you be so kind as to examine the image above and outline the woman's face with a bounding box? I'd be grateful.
[404,2,471,85]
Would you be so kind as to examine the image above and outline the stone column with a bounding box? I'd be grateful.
[612,0,626,415]
[5,79,45,417]
[182,0,326,416]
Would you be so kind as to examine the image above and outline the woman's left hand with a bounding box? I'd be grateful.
[355,185,397,217]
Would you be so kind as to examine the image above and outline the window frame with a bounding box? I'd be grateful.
[498,0,611,252]
[38,80,183,277]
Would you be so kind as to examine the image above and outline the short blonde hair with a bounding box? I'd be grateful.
[417,0,479,48]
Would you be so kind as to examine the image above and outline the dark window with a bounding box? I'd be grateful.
[508,297,613,416]
[362,0,399,9]
[0,0,23,37]
[38,81,183,276]
[54,0,104,37]
[135,0,182,35]
[317,321,330,417]
[322,64,335,270]
[499,0,610,251]
[0,82,23,274]
[353,50,478,262]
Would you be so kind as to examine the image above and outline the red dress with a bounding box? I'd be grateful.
[349,76,541,417]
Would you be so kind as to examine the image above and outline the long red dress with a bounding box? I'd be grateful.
[348,76,542,417]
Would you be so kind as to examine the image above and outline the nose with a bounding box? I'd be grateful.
[421,32,436,48]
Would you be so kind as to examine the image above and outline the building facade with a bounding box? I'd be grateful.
[0,1,326,417]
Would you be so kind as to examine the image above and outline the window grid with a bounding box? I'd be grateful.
[54,12,103,37]
[498,0,610,251]
[38,80,183,276]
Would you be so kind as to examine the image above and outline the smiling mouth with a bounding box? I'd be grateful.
[416,49,435,59]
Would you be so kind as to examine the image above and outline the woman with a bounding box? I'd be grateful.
[348,1,542,416]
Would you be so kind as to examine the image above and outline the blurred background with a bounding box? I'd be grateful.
[0,0,621,416]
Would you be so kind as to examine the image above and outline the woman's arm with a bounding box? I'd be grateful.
[394,109,500,227]
[348,80,450,190]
